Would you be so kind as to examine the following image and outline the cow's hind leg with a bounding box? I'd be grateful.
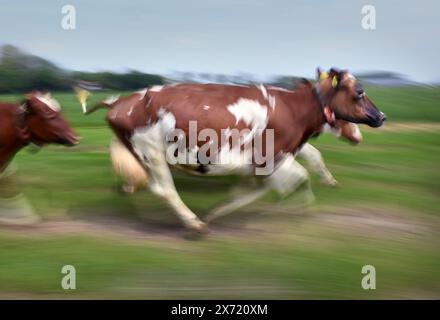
[144,152,206,232]
[110,138,149,193]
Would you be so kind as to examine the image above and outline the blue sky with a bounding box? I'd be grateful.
[0,0,438,82]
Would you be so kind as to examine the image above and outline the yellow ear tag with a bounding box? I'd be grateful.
[319,72,329,81]
[331,76,338,88]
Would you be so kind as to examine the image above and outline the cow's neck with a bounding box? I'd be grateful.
[0,145,21,172]
[292,84,327,146]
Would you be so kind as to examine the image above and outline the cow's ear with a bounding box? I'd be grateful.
[18,98,32,114]
[328,68,343,88]
[24,91,40,104]
[24,92,34,101]
[22,92,42,114]
[22,93,35,108]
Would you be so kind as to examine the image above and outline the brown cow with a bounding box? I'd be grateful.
[0,92,78,225]
[83,68,385,232]
[0,92,78,172]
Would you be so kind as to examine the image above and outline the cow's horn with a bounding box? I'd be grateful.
[74,87,91,114]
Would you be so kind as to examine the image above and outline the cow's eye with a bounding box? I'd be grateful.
[354,90,364,101]
[354,85,365,99]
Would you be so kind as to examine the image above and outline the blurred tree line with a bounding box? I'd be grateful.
[1,44,417,94]
[0,45,165,93]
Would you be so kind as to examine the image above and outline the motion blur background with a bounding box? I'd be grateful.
[0,0,438,298]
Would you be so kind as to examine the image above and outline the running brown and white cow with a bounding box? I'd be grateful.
[82,68,385,232]
[108,118,361,194]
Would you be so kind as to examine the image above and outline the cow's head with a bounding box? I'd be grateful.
[317,68,386,127]
[23,92,79,146]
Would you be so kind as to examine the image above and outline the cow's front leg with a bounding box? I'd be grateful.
[297,143,338,187]
[0,161,41,226]
[206,155,314,223]
[205,178,269,223]
[142,151,206,232]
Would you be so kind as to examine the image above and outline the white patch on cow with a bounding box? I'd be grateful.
[203,105,210,110]
[145,97,153,109]
[103,95,120,105]
[227,98,268,130]
[130,109,176,169]
[172,127,255,177]
[157,107,170,119]
[149,85,163,92]
[258,84,268,100]
[257,84,276,110]
[268,95,276,110]
[230,83,250,88]
[267,86,294,93]
[347,73,356,80]
[136,88,148,99]
[127,104,135,116]
[35,93,61,112]
[227,98,268,146]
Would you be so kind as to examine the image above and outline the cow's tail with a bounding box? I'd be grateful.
[84,101,112,115]
[85,94,120,114]
[74,86,120,115]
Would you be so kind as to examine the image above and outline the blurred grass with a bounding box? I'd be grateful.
[0,86,439,299]
[365,85,440,122]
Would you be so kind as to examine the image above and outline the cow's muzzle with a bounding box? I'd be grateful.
[59,132,80,146]
[367,111,387,128]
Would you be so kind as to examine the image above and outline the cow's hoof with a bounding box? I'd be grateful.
[0,214,42,226]
[184,223,210,240]
[186,220,209,234]
[0,194,42,226]
[121,184,136,194]
[321,178,339,188]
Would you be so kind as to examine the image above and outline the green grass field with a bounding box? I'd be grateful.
[0,86,439,299]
